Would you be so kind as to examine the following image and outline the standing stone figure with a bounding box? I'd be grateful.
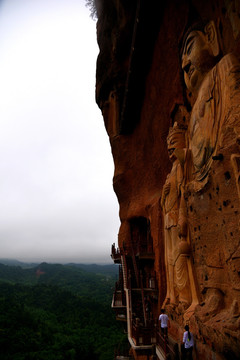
[181,20,240,190]
[161,121,192,307]
[180,19,240,320]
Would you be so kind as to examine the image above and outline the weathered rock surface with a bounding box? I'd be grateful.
[96,0,240,359]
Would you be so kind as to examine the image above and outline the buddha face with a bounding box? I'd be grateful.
[181,30,216,93]
[167,138,177,162]
[167,133,185,162]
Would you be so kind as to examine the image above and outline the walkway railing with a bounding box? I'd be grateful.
[131,319,156,346]
[156,330,179,359]
[111,243,121,263]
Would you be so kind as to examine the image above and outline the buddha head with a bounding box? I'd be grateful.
[181,20,220,95]
[167,125,186,162]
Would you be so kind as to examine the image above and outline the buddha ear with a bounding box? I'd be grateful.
[204,20,220,57]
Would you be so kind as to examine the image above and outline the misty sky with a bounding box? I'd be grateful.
[0,0,120,263]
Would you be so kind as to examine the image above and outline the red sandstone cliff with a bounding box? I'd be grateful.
[95,1,240,359]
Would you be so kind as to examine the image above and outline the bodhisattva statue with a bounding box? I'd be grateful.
[161,120,195,310]
[181,20,240,190]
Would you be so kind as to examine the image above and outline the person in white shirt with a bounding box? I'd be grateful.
[159,308,170,337]
[182,325,194,359]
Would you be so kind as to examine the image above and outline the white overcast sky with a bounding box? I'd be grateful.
[0,0,120,263]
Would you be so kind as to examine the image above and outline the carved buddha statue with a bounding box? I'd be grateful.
[161,120,192,306]
[181,20,240,190]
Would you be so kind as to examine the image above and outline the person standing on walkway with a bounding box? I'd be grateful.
[182,325,194,359]
[159,309,170,337]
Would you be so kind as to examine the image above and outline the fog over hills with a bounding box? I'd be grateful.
[0,258,118,271]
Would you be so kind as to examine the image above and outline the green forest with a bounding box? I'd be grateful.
[0,261,128,360]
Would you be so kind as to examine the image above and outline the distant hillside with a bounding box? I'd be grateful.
[67,263,119,277]
[0,279,127,360]
[0,258,39,268]
[0,262,119,304]
[0,259,119,276]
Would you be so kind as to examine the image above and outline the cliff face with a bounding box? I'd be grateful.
[96,1,240,359]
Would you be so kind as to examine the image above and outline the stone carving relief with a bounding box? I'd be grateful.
[181,19,240,190]
[162,19,240,324]
[161,121,187,306]
[180,18,240,298]
[161,106,199,318]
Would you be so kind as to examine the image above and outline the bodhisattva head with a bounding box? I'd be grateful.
[181,20,220,95]
[167,126,186,163]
